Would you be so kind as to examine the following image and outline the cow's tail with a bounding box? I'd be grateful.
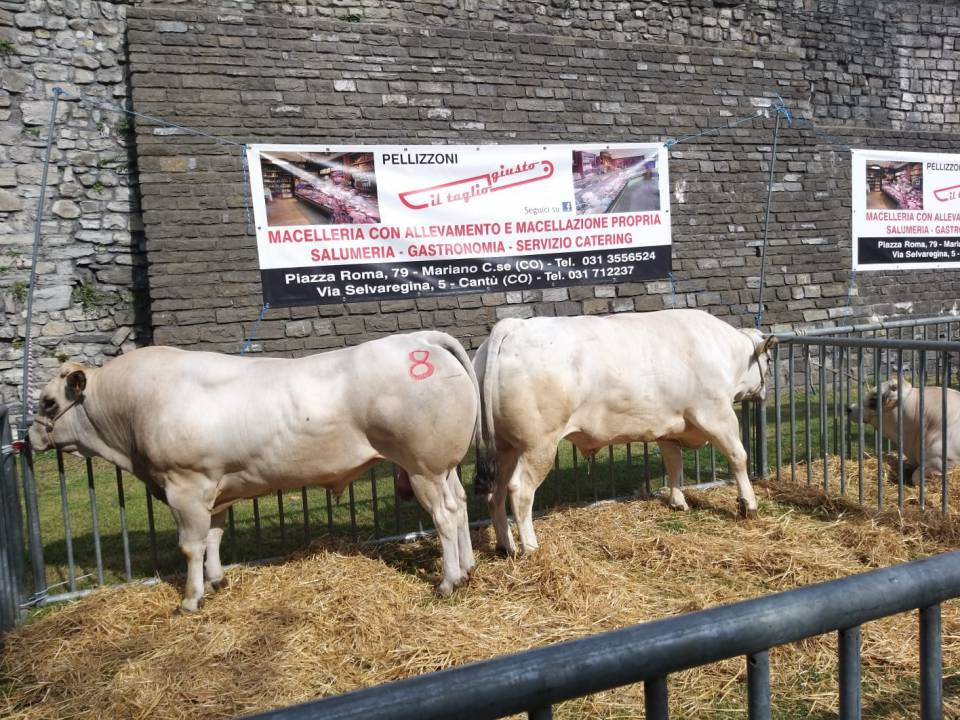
[424,331,483,466]
[472,320,515,497]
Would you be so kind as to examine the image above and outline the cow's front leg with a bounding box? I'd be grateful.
[165,480,215,612]
[409,471,465,597]
[658,440,688,511]
[204,509,228,593]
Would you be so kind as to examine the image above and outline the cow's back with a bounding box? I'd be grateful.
[96,336,478,487]
[486,310,752,449]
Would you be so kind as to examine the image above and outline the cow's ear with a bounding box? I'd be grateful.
[758,335,779,355]
[881,381,899,411]
[65,369,86,398]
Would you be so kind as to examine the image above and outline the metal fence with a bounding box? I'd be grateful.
[244,550,960,720]
[766,322,960,515]
[1,313,959,617]
[0,413,736,608]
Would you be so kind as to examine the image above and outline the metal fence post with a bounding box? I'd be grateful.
[0,407,26,634]
[920,604,943,720]
[17,443,46,603]
[747,650,771,719]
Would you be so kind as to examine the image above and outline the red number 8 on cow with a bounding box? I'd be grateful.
[408,350,435,381]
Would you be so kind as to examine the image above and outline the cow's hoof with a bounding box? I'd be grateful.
[669,501,690,512]
[204,577,229,593]
[737,498,758,520]
[179,597,202,613]
[437,580,455,598]
[495,544,518,558]
[455,571,471,588]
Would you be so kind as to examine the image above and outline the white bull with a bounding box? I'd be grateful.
[846,378,960,485]
[473,309,776,555]
[28,331,480,610]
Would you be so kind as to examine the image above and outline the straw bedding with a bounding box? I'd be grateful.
[2,458,958,719]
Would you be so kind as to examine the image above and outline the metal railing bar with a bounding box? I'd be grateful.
[920,604,943,720]
[227,505,237,564]
[838,346,847,494]
[896,351,905,509]
[370,469,379,537]
[253,497,262,554]
[789,343,796,484]
[875,349,884,509]
[774,343,782,483]
[85,458,104,587]
[302,486,311,544]
[857,347,864,506]
[18,443,46,601]
[919,351,927,510]
[56,451,76,592]
[746,650,770,720]
[805,347,812,485]
[349,482,358,541]
[838,625,861,720]
[820,346,828,492]
[115,468,132,582]
[244,551,960,720]
[644,676,668,720]
[942,355,950,517]
[776,315,956,339]
[779,335,960,353]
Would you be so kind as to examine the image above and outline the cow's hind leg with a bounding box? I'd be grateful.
[490,446,519,556]
[408,471,466,597]
[691,405,758,518]
[204,509,228,593]
[509,444,556,554]
[445,467,475,576]
[658,440,689,511]
[165,480,214,612]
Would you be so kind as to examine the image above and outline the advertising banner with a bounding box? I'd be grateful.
[852,149,960,270]
[246,143,672,307]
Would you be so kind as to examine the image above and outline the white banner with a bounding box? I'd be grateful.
[246,143,671,306]
[852,148,960,270]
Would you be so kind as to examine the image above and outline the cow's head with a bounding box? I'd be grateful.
[846,379,910,424]
[738,329,778,400]
[28,362,89,452]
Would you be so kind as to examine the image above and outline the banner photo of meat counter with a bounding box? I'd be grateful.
[852,148,960,271]
[246,143,672,307]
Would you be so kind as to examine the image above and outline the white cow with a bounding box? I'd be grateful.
[473,309,776,555]
[847,378,960,485]
[29,331,480,610]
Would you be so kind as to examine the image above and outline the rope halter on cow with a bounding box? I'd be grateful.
[31,397,83,433]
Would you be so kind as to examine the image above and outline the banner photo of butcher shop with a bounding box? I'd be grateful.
[246,143,672,307]
[852,148,960,271]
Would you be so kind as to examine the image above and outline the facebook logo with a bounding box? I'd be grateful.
[562,201,572,211]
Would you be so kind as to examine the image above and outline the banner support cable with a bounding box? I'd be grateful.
[240,303,271,356]
[755,96,792,330]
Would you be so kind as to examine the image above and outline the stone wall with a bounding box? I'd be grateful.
[0,0,146,422]
[126,0,960,358]
[2,0,960,421]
